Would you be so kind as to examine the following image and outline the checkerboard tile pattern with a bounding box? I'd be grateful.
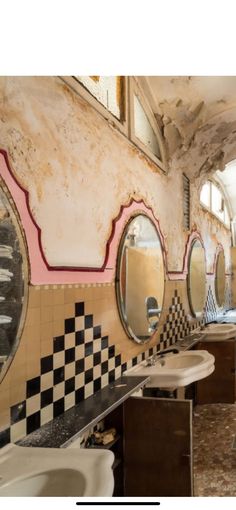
[0,289,202,448]
[205,286,217,323]
[0,301,124,445]
[158,289,200,350]
[225,278,232,310]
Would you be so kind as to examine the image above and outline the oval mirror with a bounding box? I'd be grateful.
[0,185,28,382]
[187,239,206,317]
[215,250,225,307]
[116,214,165,343]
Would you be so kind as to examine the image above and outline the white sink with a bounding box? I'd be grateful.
[125,350,215,388]
[0,443,114,496]
[201,323,236,341]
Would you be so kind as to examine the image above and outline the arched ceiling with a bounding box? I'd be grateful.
[138,77,236,175]
[138,76,236,220]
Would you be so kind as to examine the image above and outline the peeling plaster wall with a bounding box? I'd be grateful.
[0,76,233,445]
[0,76,214,272]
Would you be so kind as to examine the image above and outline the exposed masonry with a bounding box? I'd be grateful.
[0,290,210,448]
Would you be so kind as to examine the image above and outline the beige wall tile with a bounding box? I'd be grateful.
[26,357,40,381]
[84,382,93,398]
[85,329,93,342]
[0,408,10,432]
[75,317,84,330]
[65,333,75,349]
[65,392,75,411]
[28,286,41,308]
[41,372,53,391]
[53,382,64,401]
[53,288,65,305]
[0,387,10,410]
[75,345,85,360]
[75,373,84,389]
[41,404,53,425]
[40,322,54,343]
[26,394,40,416]
[64,288,75,304]
[64,362,75,380]
[84,355,93,370]
[53,304,65,322]
[10,383,26,407]
[25,307,41,328]
[64,303,74,318]
[53,351,65,369]
[93,365,101,379]
[41,289,54,307]
[41,306,54,324]
[10,420,26,442]
[53,319,65,337]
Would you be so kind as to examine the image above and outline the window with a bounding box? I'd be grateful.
[74,76,124,121]
[60,76,166,172]
[130,79,165,170]
[200,181,210,208]
[133,95,161,160]
[200,180,230,228]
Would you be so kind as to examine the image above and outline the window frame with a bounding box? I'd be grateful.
[200,179,231,229]
[129,78,166,172]
[60,76,167,174]
[60,76,129,137]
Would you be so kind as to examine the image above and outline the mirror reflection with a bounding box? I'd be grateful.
[0,187,27,381]
[188,239,206,317]
[116,214,165,343]
[215,250,225,307]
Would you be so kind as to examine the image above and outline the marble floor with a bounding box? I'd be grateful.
[193,403,236,496]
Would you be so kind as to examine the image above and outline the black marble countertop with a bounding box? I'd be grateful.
[174,331,206,351]
[18,375,149,449]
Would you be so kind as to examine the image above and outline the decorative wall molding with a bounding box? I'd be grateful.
[168,229,205,281]
[0,150,168,284]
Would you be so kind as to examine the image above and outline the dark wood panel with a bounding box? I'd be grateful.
[123,397,193,497]
[196,341,236,404]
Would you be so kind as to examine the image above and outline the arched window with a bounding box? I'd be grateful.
[200,180,230,228]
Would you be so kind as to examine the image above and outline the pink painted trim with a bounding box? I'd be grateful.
[207,244,226,276]
[0,150,168,284]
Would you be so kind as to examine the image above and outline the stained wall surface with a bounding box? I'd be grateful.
[0,77,232,446]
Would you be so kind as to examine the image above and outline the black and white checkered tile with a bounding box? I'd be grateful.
[0,301,124,446]
[158,289,199,350]
[205,286,217,323]
[225,278,232,310]
[0,290,200,448]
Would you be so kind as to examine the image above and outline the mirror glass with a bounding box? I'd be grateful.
[215,250,225,307]
[116,214,165,343]
[188,239,206,317]
[0,186,27,382]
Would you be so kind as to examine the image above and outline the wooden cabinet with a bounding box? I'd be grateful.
[100,395,193,496]
[123,396,193,496]
[196,340,236,404]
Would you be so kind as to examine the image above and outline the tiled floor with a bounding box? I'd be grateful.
[193,404,236,496]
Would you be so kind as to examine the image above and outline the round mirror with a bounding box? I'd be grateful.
[0,185,28,382]
[187,239,206,317]
[215,250,225,307]
[116,214,165,343]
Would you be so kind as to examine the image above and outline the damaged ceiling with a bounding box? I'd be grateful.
[138,76,236,219]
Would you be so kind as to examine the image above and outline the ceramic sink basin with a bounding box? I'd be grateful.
[125,350,215,388]
[0,443,114,496]
[201,323,236,341]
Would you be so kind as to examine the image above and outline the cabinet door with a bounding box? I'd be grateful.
[196,341,235,403]
[123,396,193,497]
